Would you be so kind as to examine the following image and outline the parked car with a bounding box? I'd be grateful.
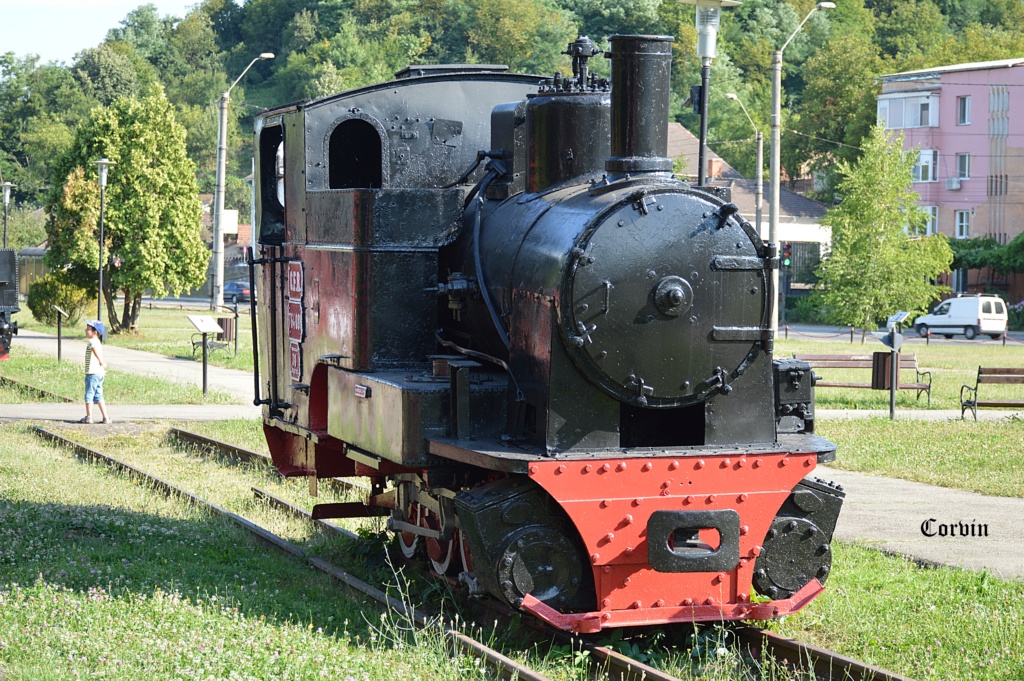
[223,281,251,304]
[913,294,1007,339]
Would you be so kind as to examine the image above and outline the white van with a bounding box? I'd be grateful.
[913,295,1008,340]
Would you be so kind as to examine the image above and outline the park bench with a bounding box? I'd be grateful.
[191,332,229,359]
[960,367,1024,420]
[793,354,932,405]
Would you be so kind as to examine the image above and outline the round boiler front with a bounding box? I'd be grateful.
[561,188,768,408]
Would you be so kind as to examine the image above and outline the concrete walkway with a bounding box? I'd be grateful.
[819,466,1024,580]
[12,329,260,410]
[0,403,260,423]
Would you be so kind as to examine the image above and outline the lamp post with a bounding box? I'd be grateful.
[769,1,834,335]
[1,181,14,249]
[725,93,762,232]
[213,52,274,310]
[92,159,116,322]
[681,0,740,186]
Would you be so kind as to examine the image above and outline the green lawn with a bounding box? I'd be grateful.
[0,349,236,404]
[13,304,255,373]
[776,338,1024,410]
[818,417,1024,497]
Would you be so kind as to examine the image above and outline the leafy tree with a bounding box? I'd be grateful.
[875,0,948,58]
[3,205,47,252]
[816,126,953,335]
[794,32,882,199]
[26,273,92,327]
[72,44,148,105]
[44,90,207,333]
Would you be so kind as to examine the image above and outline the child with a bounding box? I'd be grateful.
[81,320,111,424]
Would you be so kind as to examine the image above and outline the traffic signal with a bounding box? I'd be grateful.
[782,243,793,268]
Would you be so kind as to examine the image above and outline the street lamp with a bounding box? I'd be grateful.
[769,1,834,334]
[213,52,274,309]
[725,93,763,233]
[680,0,740,186]
[92,159,116,321]
[1,181,14,249]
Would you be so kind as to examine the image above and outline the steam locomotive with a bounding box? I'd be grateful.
[248,34,844,632]
[0,249,18,360]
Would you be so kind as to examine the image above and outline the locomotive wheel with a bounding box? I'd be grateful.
[421,508,460,576]
[457,529,473,574]
[396,503,422,559]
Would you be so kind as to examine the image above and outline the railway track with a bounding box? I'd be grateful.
[36,426,913,681]
[0,375,75,403]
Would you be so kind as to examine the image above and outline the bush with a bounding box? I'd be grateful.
[26,274,92,327]
[786,292,829,324]
[1009,300,1024,331]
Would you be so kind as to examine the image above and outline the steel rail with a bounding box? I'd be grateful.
[251,486,358,540]
[31,427,553,681]
[733,625,912,681]
[0,375,75,403]
[168,427,368,496]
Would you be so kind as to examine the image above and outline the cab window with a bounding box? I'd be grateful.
[935,302,950,315]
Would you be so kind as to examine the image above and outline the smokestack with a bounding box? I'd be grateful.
[604,35,674,175]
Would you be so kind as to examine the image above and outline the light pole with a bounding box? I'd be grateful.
[92,159,116,322]
[1,181,14,249]
[213,52,274,310]
[725,93,763,233]
[769,1,834,335]
[681,0,739,186]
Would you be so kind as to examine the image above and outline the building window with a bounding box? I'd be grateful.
[957,95,971,125]
[913,150,938,182]
[957,153,970,179]
[955,210,971,239]
[878,94,938,129]
[923,206,938,234]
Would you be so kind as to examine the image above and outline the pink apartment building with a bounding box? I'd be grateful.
[878,58,1024,297]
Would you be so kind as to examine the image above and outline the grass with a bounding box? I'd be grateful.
[773,543,1024,681]
[818,417,1024,497]
[13,304,255,373]
[775,337,1024,410]
[0,348,236,405]
[0,421,885,681]
[0,423,552,680]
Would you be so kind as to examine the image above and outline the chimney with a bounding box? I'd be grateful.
[605,35,675,175]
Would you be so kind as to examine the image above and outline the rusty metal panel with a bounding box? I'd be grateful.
[300,246,437,372]
[305,188,463,247]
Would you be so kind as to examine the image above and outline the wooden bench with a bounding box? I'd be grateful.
[960,367,1024,420]
[794,354,932,405]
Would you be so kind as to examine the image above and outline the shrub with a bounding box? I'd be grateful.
[26,274,92,327]
[1009,300,1024,331]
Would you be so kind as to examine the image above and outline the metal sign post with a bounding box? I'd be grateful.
[188,315,225,398]
[872,312,911,420]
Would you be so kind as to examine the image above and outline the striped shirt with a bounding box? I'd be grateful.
[85,337,105,376]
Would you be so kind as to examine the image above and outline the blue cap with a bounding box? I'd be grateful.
[86,320,106,337]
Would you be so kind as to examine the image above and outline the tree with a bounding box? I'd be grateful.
[816,126,953,335]
[793,32,883,199]
[44,89,208,333]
